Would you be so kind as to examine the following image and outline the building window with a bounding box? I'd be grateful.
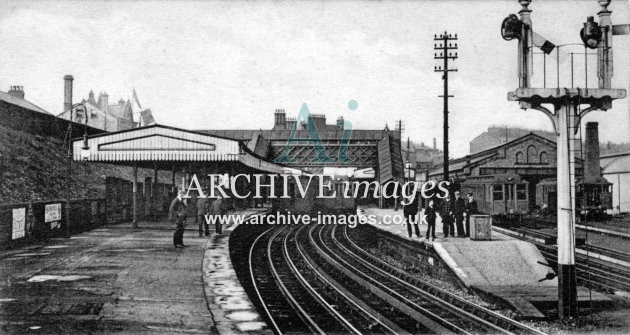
[492,185,504,201]
[516,151,524,163]
[516,184,527,200]
[527,145,537,163]
[540,151,548,163]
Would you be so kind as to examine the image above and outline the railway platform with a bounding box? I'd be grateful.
[0,207,267,334]
[363,207,611,318]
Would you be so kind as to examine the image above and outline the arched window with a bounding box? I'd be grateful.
[516,151,524,164]
[540,151,548,163]
[527,145,537,163]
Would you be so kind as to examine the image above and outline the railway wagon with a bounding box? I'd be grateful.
[458,173,530,215]
[536,178,613,219]
[272,175,356,215]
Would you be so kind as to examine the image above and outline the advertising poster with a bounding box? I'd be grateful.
[12,207,26,240]
[45,203,62,229]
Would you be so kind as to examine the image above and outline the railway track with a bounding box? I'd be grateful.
[535,243,630,293]
[492,225,630,292]
[320,224,545,335]
[237,223,547,334]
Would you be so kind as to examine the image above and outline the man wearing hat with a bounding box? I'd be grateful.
[169,190,188,247]
[464,192,479,238]
[209,194,225,234]
[196,191,211,237]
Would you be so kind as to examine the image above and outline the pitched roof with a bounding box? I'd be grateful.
[0,90,52,115]
[601,151,630,174]
[198,129,389,141]
[108,100,133,121]
[429,132,559,176]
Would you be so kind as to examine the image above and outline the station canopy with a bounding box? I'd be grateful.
[72,124,291,174]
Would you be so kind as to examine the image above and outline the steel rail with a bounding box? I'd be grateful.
[309,224,461,335]
[340,225,548,335]
[248,227,283,334]
[292,224,405,335]
[266,226,325,335]
[281,225,363,334]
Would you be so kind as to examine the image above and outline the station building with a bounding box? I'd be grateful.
[75,110,405,219]
[426,122,613,216]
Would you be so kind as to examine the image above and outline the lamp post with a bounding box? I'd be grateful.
[66,102,90,237]
[502,0,626,320]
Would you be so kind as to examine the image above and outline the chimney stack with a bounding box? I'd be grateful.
[97,92,109,112]
[433,137,437,150]
[274,108,286,129]
[336,116,344,129]
[63,75,74,115]
[8,86,25,99]
[584,122,601,182]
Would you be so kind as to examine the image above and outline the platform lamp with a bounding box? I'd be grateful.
[65,102,89,237]
[80,111,91,161]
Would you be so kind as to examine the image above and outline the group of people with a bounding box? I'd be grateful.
[168,189,226,248]
[403,190,479,241]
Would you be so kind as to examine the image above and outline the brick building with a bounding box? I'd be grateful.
[470,125,556,154]
[56,76,155,132]
[428,133,582,213]
[199,109,404,207]
[401,138,443,176]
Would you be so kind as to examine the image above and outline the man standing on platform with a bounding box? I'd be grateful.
[169,190,188,248]
[196,191,210,237]
[403,193,421,238]
[453,191,466,237]
[209,194,225,234]
[464,193,478,238]
[425,199,438,241]
[440,196,454,238]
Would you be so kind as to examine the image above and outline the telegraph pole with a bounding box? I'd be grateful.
[434,32,458,181]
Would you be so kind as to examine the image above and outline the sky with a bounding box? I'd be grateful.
[0,0,629,158]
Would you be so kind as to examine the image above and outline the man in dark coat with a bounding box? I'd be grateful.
[440,196,454,238]
[169,190,188,248]
[196,193,210,237]
[464,192,479,238]
[403,193,421,238]
[209,195,225,234]
[424,199,438,241]
[453,191,466,237]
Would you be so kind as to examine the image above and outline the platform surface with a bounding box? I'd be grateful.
[363,206,610,318]
[0,208,268,334]
[363,207,554,286]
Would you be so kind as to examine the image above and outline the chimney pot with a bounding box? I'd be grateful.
[8,85,25,99]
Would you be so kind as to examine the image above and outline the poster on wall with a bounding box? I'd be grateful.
[45,203,62,222]
[45,203,62,229]
[12,207,26,240]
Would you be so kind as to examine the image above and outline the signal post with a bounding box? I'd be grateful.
[502,0,627,319]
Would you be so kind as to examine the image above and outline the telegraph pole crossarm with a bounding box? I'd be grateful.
[434,31,458,182]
